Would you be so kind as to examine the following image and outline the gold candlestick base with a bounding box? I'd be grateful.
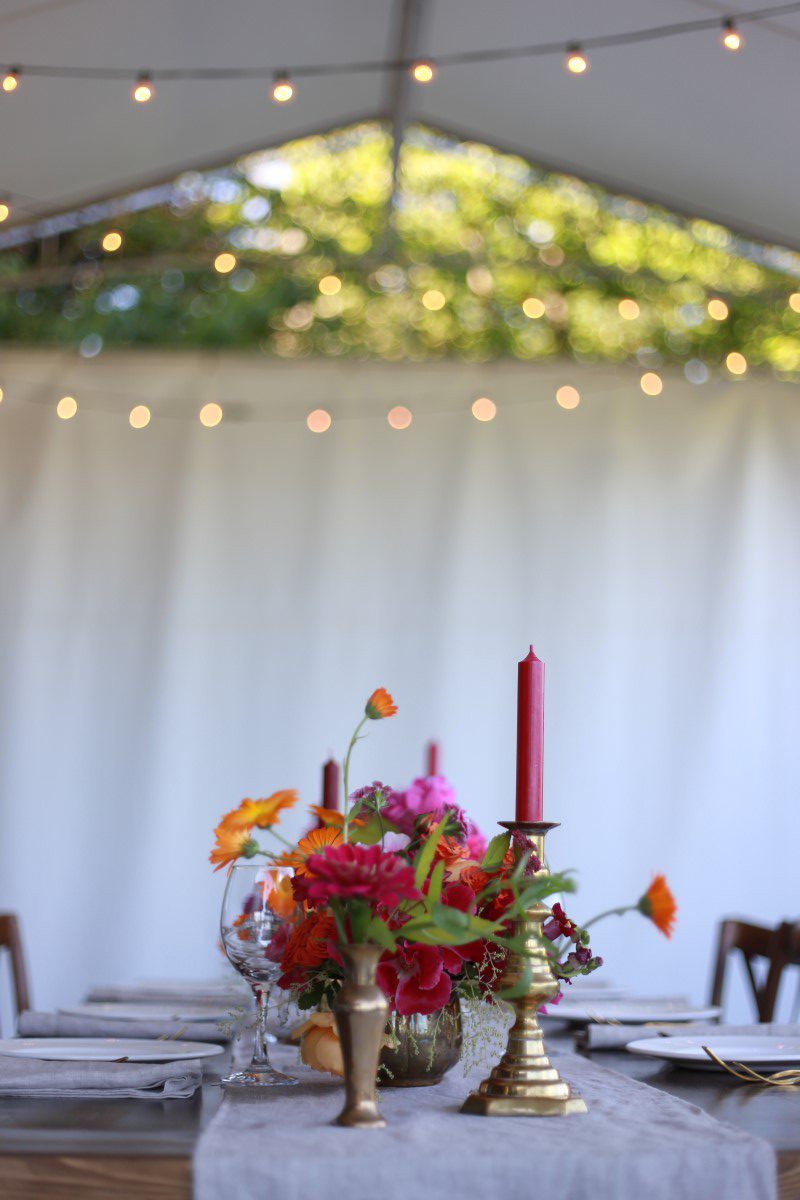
[461,820,587,1118]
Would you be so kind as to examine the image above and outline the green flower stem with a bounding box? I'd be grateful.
[342,715,368,843]
[263,825,296,852]
[582,904,637,931]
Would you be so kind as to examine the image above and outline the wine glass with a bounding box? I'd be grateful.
[219,863,298,1087]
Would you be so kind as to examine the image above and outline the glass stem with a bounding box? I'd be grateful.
[249,981,273,1067]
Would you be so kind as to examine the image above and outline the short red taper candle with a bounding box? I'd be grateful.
[426,740,440,776]
[322,758,340,811]
[515,646,544,822]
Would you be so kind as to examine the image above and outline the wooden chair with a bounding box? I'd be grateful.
[0,913,31,1031]
[710,917,799,1022]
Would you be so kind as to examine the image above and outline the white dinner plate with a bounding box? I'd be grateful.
[558,985,629,1002]
[59,1002,230,1023]
[0,1038,225,1062]
[545,999,722,1025]
[627,1035,800,1072]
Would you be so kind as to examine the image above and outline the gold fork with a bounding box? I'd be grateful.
[157,1024,188,1042]
[702,1045,800,1087]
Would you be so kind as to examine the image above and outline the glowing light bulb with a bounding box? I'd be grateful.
[199,403,223,427]
[522,297,545,319]
[726,351,747,375]
[2,69,19,93]
[318,275,342,296]
[421,289,446,311]
[0,387,4,402]
[387,405,412,430]
[129,405,151,429]
[0,203,10,223]
[640,372,663,396]
[132,74,154,103]
[411,61,435,83]
[307,408,332,433]
[721,20,744,51]
[565,45,589,74]
[102,230,123,253]
[214,252,237,274]
[556,386,580,410]
[57,395,78,420]
[618,298,640,320]
[272,74,294,103]
[707,297,729,321]
[471,396,497,422]
[788,293,800,313]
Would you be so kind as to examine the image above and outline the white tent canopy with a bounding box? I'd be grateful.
[1,0,799,249]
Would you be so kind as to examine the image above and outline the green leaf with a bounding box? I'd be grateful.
[413,815,449,890]
[366,917,398,952]
[426,860,445,907]
[346,898,371,943]
[348,815,385,845]
[481,831,510,872]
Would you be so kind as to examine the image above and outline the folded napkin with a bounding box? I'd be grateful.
[0,1053,203,1100]
[87,983,247,1006]
[576,1019,790,1052]
[18,1010,230,1044]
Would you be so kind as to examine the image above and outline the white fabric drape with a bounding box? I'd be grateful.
[1,348,798,1017]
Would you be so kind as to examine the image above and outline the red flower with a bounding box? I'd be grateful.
[293,843,420,909]
[377,943,454,1015]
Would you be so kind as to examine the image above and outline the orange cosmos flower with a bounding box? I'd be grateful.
[209,825,253,872]
[217,790,298,833]
[637,874,677,938]
[276,825,342,874]
[365,688,397,720]
[265,872,296,920]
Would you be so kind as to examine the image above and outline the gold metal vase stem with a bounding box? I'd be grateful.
[461,820,587,1118]
[333,943,388,1128]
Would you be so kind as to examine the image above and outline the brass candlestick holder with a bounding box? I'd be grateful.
[461,820,587,1118]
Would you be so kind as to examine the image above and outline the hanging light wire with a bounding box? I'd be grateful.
[2,1,797,85]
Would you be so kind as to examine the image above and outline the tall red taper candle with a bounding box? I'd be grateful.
[322,758,340,811]
[515,646,544,822]
[426,740,440,777]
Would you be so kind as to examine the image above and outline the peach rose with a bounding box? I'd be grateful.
[291,1011,344,1077]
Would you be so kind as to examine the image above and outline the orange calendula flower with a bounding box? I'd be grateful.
[365,688,397,720]
[209,825,253,872]
[218,790,299,833]
[308,806,365,830]
[637,874,677,938]
[276,825,342,875]
[266,872,296,920]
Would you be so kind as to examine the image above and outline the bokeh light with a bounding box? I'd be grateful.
[318,275,342,295]
[129,405,151,428]
[2,72,18,93]
[789,293,800,314]
[618,299,640,320]
[0,203,9,223]
[57,395,78,420]
[471,396,497,422]
[102,231,123,253]
[707,298,729,321]
[199,402,223,426]
[214,253,237,274]
[721,22,744,51]
[272,77,294,103]
[411,62,435,83]
[421,289,446,311]
[132,77,154,103]
[307,408,332,432]
[565,47,589,74]
[522,297,545,319]
[387,405,413,429]
[726,351,747,375]
[556,386,580,409]
[640,372,663,396]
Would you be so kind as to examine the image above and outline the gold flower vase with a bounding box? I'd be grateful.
[333,943,389,1128]
[381,996,462,1086]
[461,820,587,1118]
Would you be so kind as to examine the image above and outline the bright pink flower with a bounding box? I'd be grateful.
[377,943,454,1015]
[383,775,459,835]
[293,843,419,909]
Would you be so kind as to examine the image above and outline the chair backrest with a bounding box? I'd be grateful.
[0,913,31,1027]
[710,917,800,1021]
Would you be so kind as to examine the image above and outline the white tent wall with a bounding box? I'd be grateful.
[0,349,798,1021]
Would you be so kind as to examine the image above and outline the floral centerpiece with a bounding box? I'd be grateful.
[210,687,676,1099]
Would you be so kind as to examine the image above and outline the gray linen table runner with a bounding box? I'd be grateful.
[18,1010,230,1044]
[0,1053,203,1099]
[193,1046,776,1200]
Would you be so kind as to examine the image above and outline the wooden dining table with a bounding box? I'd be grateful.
[0,1033,798,1200]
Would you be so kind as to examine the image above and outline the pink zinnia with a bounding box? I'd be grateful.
[293,843,420,909]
